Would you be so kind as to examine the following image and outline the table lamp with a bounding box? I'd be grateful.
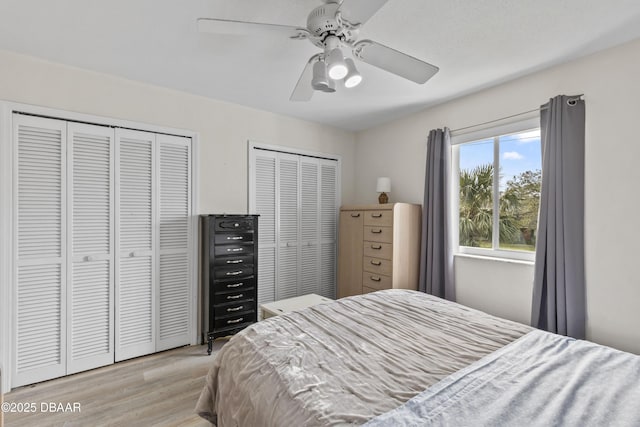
[376,177,390,204]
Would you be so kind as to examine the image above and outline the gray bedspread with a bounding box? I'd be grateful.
[196,289,531,426]
[366,329,640,427]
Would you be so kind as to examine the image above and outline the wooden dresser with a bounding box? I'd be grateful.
[201,214,259,354]
[337,203,421,297]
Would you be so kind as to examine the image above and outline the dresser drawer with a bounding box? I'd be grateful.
[362,286,379,294]
[363,272,392,290]
[214,244,253,257]
[213,254,254,267]
[213,265,254,280]
[213,288,255,305]
[214,311,256,330]
[363,256,392,276]
[215,300,254,317]
[215,217,255,232]
[363,241,393,260]
[364,210,393,227]
[214,232,254,245]
[364,226,393,243]
[213,277,255,293]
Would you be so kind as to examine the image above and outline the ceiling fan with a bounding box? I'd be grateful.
[197,0,439,101]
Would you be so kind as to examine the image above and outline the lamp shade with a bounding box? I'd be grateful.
[376,177,391,193]
[344,58,362,88]
[326,48,348,80]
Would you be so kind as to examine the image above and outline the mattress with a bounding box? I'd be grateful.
[196,289,532,426]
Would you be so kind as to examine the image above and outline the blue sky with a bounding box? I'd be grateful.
[459,130,541,190]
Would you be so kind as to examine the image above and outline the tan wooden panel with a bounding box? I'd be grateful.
[363,241,392,260]
[363,210,393,227]
[363,256,393,276]
[364,226,392,243]
[363,272,392,290]
[337,210,364,298]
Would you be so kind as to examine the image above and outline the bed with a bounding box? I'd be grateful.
[196,289,640,426]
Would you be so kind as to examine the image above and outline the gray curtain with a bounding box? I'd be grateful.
[531,95,585,338]
[419,128,455,301]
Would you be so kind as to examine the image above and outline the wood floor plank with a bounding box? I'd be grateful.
[3,342,225,427]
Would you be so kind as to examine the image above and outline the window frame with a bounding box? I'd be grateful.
[451,116,540,262]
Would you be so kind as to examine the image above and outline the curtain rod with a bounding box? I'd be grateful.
[450,94,583,134]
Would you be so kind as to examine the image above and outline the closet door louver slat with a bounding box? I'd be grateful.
[157,135,191,351]
[67,123,114,374]
[13,116,67,387]
[115,130,156,362]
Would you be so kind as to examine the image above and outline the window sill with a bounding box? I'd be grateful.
[454,252,535,266]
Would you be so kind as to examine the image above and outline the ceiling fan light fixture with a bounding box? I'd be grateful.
[344,58,362,88]
[311,59,335,92]
[326,47,348,80]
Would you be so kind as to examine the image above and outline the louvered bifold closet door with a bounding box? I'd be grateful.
[277,154,299,300]
[115,129,156,362]
[13,115,67,387]
[319,161,338,299]
[300,158,320,296]
[67,123,115,374]
[156,135,192,351]
[253,150,277,306]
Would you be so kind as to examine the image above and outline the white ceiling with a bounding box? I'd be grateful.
[1,0,640,131]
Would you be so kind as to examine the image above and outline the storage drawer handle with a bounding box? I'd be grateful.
[371,244,382,250]
[227,248,243,252]
[371,213,383,218]
[226,259,243,264]
[227,236,243,240]
[225,270,243,276]
[371,229,383,234]
[350,213,360,218]
[227,317,244,324]
[370,276,382,282]
[227,282,243,288]
[370,260,382,266]
[227,305,244,312]
[227,294,244,300]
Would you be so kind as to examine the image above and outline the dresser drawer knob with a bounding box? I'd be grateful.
[227,294,243,300]
[371,244,382,250]
[370,276,381,282]
[227,317,243,324]
[227,305,244,312]
[227,282,243,288]
[225,270,243,276]
[370,260,382,266]
[371,213,382,218]
[371,229,382,234]
[350,213,360,218]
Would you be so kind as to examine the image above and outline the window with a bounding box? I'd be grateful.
[453,118,541,260]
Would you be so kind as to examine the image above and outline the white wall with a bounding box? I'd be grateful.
[354,38,640,354]
[0,49,357,212]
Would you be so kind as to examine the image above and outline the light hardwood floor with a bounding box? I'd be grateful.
[3,341,227,427]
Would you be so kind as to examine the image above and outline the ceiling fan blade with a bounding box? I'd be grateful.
[197,18,307,39]
[290,56,318,102]
[353,40,439,84]
[337,0,389,25]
